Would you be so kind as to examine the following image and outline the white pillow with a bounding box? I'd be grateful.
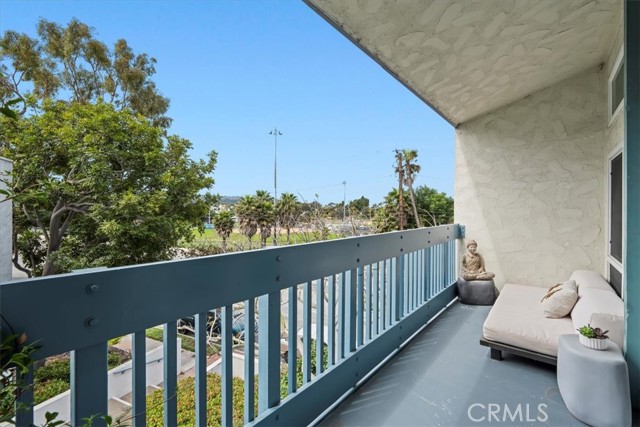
[541,280,578,318]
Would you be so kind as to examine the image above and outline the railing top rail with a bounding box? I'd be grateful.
[1,224,461,358]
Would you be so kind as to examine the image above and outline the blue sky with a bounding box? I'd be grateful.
[1,0,454,205]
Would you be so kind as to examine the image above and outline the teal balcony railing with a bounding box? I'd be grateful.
[1,224,462,426]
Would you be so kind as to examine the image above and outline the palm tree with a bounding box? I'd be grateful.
[394,150,406,229]
[254,190,274,248]
[212,210,235,252]
[275,193,300,244]
[403,149,422,228]
[235,195,258,248]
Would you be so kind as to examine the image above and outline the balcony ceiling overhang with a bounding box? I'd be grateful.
[306,0,621,126]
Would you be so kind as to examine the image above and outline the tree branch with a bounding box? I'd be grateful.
[58,210,75,237]
[25,205,50,243]
[11,232,32,278]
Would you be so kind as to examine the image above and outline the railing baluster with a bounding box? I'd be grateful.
[407,252,416,313]
[424,247,429,301]
[373,262,379,337]
[411,251,420,310]
[244,299,256,423]
[436,246,440,294]
[132,331,147,427]
[431,246,436,295]
[405,254,410,314]
[163,321,177,427]
[451,239,456,285]
[195,314,207,427]
[366,264,373,342]
[417,251,421,305]
[15,366,34,427]
[395,256,403,322]
[222,305,233,426]
[346,269,357,353]
[417,251,422,305]
[440,244,445,292]
[356,267,364,348]
[327,275,336,367]
[338,272,346,359]
[287,287,297,394]
[316,278,324,376]
[303,281,312,384]
[71,342,108,427]
[258,292,280,413]
[383,259,390,329]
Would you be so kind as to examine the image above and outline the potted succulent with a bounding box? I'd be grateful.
[577,324,609,350]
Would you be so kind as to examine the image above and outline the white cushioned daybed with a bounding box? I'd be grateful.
[480,270,624,365]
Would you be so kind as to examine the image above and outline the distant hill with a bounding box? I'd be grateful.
[219,196,242,205]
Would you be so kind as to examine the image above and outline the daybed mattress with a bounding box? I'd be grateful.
[482,283,574,356]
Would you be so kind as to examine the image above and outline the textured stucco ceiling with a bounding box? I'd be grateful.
[306,0,622,126]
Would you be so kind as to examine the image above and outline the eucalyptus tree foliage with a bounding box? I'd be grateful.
[0,18,170,127]
[0,101,217,276]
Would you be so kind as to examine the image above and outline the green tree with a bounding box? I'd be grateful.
[275,192,300,245]
[373,186,453,233]
[254,190,274,248]
[1,18,170,127]
[235,195,258,248]
[0,101,217,276]
[373,189,410,233]
[212,210,235,252]
[394,150,406,229]
[402,149,422,227]
[414,186,454,227]
[348,196,370,218]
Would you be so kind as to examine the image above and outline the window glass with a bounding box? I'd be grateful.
[612,60,624,116]
[611,152,623,262]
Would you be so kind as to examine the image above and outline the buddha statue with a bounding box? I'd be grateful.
[462,239,495,281]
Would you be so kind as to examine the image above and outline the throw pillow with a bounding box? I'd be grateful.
[541,279,578,318]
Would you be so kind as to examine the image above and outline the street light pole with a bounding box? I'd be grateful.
[269,128,282,245]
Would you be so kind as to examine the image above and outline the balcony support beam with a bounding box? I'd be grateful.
[624,0,640,409]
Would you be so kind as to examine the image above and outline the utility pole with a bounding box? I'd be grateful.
[342,181,347,221]
[269,128,282,245]
[395,150,405,230]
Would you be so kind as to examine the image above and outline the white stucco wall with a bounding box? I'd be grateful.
[0,157,12,283]
[455,67,607,288]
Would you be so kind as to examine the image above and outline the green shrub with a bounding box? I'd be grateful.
[146,328,219,356]
[34,379,68,404]
[146,374,255,427]
[280,339,328,399]
[33,349,130,404]
[34,359,69,383]
[108,351,126,369]
[146,328,163,342]
[108,336,123,346]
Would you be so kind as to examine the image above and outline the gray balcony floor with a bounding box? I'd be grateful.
[320,302,586,427]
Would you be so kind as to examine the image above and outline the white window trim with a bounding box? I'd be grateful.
[608,45,625,126]
[606,144,624,297]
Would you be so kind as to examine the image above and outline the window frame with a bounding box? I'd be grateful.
[607,145,624,298]
[609,46,625,125]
